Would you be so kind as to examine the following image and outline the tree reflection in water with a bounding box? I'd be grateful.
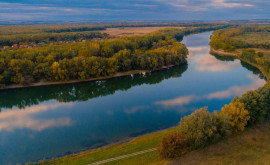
[0,64,188,110]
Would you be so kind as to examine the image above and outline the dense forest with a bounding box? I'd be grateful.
[0,25,229,86]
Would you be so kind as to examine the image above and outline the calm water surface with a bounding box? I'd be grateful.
[0,32,266,164]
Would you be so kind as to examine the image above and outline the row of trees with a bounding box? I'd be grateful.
[159,86,270,159]
[0,23,230,47]
[0,23,230,36]
[0,32,108,47]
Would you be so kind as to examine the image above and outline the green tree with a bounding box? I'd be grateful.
[178,107,231,150]
[236,87,270,124]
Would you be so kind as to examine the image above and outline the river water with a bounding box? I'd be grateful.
[0,31,266,164]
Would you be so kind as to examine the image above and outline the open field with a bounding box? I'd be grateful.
[232,32,270,45]
[99,27,184,37]
[253,48,270,60]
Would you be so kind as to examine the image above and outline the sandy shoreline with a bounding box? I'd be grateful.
[210,48,239,57]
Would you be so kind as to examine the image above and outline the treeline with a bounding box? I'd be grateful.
[0,23,230,35]
[159,86,270,159]
[43,27,106,33]
[210,26,270,52]
[0,32,108,47]
[0,23,230,47]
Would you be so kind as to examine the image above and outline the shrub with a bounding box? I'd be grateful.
[241,49,256,63]
[178,107,231,150]
[158,132,187,159]
[236,87,270,124]
[221,101,250,132]
[257,52,264,58]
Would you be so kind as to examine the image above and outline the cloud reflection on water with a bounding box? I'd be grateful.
[156,74,265,107]
[0,103,73,132]
[188,46,241,72]
[195,54,240,72]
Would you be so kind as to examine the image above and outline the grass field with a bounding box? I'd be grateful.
[232,32,270,45]
[253,48,270,60]
[99,27,184,37]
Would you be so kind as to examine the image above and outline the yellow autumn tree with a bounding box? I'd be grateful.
[221,101,250,133]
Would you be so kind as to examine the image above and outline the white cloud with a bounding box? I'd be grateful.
[0,2,135,20]
[156,0,255,12]
[195,53,241,72]
[211,0,255,8]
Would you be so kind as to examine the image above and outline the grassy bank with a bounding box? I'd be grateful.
[40,127,177,165]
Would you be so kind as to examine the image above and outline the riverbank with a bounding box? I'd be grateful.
[210,48,239,57]
[41,127,178,165]
[0,63,183,90]
[211,48,270,82]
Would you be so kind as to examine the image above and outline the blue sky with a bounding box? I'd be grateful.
[0,0,269,21]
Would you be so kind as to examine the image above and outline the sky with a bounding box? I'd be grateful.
[0,0,269,21]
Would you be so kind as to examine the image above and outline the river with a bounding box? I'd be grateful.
[0,31,266,164]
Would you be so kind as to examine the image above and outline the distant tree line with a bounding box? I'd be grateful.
[210,26,270,52]
[0,23,231,47]
[0,32,108,47]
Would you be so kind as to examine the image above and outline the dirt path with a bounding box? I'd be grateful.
[88,148,157,165]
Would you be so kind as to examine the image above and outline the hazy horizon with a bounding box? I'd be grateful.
[0,0,269,22]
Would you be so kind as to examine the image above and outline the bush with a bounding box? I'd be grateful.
[257,52,264,58]
[158,132,187,159]
[221,101,250,132]
[236,87,270,124]
[178,107,231,150]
